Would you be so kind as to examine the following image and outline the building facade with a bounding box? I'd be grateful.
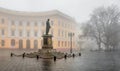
[0,8,77,49]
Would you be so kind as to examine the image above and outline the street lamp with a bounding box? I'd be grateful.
[68,32,74,53]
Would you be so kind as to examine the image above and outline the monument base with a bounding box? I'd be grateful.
[38,49,56,53]
[24,49,64,59]
[42,34,53,49]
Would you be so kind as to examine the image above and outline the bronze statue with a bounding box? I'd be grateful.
[46,19,51,35]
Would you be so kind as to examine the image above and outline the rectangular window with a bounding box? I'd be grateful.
[58,21,60,26]
[42,22,44,26]
[19,21,22,26]
[27,31,30,37]
[34,31,37,37]
[58,30,60,36]
[51,30,53,35]
[1,19,4,24]
[19,31,22,36]
[11,30,15,36]
[11,20,15,26]
[2,29,4,35]
[62,31,63,37]
[58,41,60,47]
[27,22,30,26]
[51,21,54,26]
[35,22,37,26]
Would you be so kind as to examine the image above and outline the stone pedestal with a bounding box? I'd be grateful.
[22,34,64,59]
[42,34,53,49]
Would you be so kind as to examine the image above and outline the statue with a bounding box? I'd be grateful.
[46,19,51,35]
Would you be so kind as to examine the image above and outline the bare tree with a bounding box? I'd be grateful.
[82,5,120,50]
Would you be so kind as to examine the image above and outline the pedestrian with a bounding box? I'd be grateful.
[54,56,56,61]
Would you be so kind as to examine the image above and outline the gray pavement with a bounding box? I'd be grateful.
[0,49,120,71]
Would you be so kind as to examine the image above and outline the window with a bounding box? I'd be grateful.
[68,41,69,47]
[58,21,60,26]
[58,29,60,36]
[2,29,4,35]
[27,22,30,26]
[62,41,63,47]
[62,31,64,37]
[51,21,54,26]
[27,31,30,37]
[42,31,44,35]
[1,18,4,24]
[58,41,60,47]
[65,31,67,38]
[35,22,37,26]
[19,31,22,36]
[11,30,15,36]
[64,23,66,27]
[11,39,15,46]
[1,40,5,46]
[51,30,53,35]
[34,31,37,37]
[19,21,22,26]
[42,21,44,26]
[11,20,15,26]
[65,41,67,47]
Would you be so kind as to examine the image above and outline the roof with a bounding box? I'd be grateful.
[0,7,75,21]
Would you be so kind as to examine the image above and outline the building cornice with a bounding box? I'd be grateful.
[0,7,75,21]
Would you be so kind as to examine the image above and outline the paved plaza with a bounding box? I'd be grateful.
[0,49,120,71]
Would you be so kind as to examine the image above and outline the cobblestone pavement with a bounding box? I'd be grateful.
[0,49,120,71]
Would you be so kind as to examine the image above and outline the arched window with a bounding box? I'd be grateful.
[62,41,63,47]
[58,41,60,47]
[11,39,15,46]
[34,40,38,49]
[26,39,30,49]
[65,41,67,47]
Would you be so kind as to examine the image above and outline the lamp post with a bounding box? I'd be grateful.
[68,33,74,53]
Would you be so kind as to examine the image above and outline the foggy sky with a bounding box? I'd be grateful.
[0,0,120,23]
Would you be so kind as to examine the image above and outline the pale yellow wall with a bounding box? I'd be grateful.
[0,10,77,49]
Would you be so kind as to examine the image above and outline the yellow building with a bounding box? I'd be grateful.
[0,7,77,50]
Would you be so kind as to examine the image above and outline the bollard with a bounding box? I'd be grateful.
[79,53,81,56]
[64,54,67,59]
[72,53,75,58]
[10,53,13,57]
[22,53,25,58]
[54,56,56,61]
[36,55,39,60]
